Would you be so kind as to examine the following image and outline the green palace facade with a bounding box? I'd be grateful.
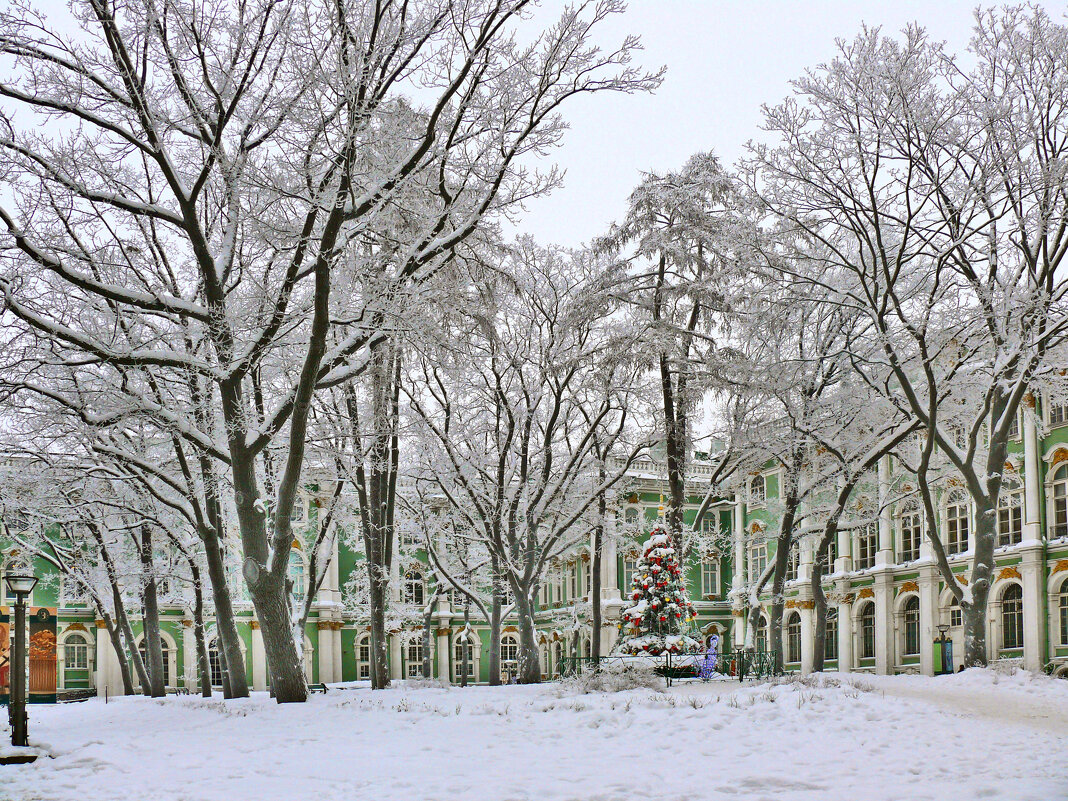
[3,395,1068,696]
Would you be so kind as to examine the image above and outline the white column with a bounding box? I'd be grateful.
[1020,548,1045,670]
[436,627,451,681]
[837,597,853,673]
[182,619,196,690]
[251,623,267,691]
[94,622,110,696]
[601,506,620,600]
[332,626,342,682]
[1023,397,1042,542]
[732,494,746,649]
[874,575,894,675]
[317,623,334,683]
[799,605,814,675]
[876,455,894,565]
[919,569,937,676]
[389,634,402,680]
[836,523,852,574]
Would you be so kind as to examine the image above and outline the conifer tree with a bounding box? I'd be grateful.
[617,525,700,655]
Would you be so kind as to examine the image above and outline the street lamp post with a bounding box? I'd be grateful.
[936,622,951,676]
[4,572,38,747]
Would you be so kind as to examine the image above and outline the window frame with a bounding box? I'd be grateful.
[902,596,920,656]
[1001,584,1024,651]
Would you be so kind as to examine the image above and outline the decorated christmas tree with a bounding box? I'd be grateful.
[616,525,700,655]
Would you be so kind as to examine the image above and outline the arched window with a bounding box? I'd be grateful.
[1001,584,1024,650]
[749,474,766,506]
[624,507,639,527]
[903,596,920,656]
[1050,464,1068,538]
[406,641,423,678]
[289,549,306,602]
[138,640,171,687]
[402,571,424,605]
[899,501,922,563]
[825,609,838,661]
[997,480,1023,547]
[945,489,970,554]
[64,634,88,670]
[859,602,876,659]
[500,634,519,666]
[206,639,224,688]
[786,613,801,664]
[454,637,475,682]
[356,634,371,681]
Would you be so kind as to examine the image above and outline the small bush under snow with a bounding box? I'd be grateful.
[556,661,664,694]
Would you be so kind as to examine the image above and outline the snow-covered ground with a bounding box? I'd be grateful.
[3,669,1066,801]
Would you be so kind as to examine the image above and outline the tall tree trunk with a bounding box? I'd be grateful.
[591,468,606,662]
[514,592,541,684]
[809,522,837,674]
[188,562,212,698]
[368,564,391,689]
[113,584,151,693]
[488,590,502,686]
[963,497,996,667]
[99,612,135,696]
[138,525,166,697]
[460,603,471,688]
[768,503,798,674]
[200,528,247,698]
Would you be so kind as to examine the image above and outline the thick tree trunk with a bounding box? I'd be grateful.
[368,566,391,689]
[230,451,307,703]
[138,526,166,697]
[200,529,248,698]
[488,591,502,686]
[768,505,797,674]
[964,497,997,667]
[514,593,540,684]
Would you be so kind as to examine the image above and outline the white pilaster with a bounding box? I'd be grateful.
[876,455,894,566]
[251,624,267,691]
[919,568,937,676]
[317,623,334,683]
[799,605,814,675]
[182,619,196,690]
[874,574,894,675]
[1022,398,1042,541]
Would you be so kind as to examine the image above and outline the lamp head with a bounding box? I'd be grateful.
[4,572,38,597]
[937,622,950,636]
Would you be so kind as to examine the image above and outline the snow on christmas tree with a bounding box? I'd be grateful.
[616,525,700,655]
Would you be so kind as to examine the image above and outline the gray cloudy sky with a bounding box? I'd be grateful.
[517,1,1062,248]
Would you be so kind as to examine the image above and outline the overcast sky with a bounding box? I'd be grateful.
[515,1,1062,249]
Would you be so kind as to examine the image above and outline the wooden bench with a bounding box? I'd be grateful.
[308,683,328,694]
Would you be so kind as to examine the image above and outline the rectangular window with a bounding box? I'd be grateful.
[622,559,637,592]
[950,605,963,628]
[825,610,838,661]
[855,524,877,570]
[407,643,423,678]
[569,565,578,599]
[1050,400,1068,427]
[785,545,799,582]
[899,510,922,563]
[64,641,88,670]
[997,494,1023,546]
[749,543,767,580]
[947,499,970,554]
[1006,412,1020,439]
[701,559,719,597]
[861,608,876,659]
[454,642,474,679]
[358,639,371,680]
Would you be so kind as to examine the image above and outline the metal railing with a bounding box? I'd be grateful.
[556,649,782,685]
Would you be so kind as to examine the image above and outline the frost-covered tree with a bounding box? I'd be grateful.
[0,0,661,700]
[745,10,1068,665]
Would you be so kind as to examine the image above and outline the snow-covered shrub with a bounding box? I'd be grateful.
[557,660,664,694]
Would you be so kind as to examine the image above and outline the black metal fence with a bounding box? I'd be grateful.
[557,649,782,686]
